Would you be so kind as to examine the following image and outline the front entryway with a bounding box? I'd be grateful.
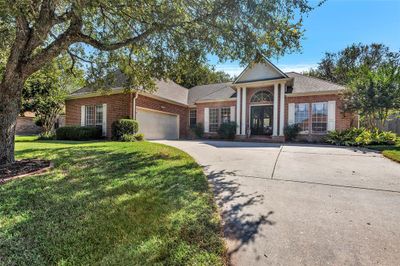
[250,105,273,135]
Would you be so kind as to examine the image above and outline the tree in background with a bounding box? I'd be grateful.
[306,43,396,85]
[307,43,400,129]
[0,0,316,165]
[22,55,84,135]
[342,62,400,128]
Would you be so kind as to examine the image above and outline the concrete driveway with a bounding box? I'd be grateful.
[155,140,400,266]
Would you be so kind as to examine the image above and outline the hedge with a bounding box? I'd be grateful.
[56,126,102,140]
[111,119,139,140]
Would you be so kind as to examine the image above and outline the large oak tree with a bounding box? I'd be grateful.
[0,0,316,165]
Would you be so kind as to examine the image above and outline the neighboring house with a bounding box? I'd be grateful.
[65,58,357,141]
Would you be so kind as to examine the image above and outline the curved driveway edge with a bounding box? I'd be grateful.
[155,140,400,266]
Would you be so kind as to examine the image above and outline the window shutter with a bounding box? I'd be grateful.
[102,104,107,136]
[230,106,235,122]
[204,108,209,133]
[81,106,85,126]
[288,103,295,125]
[327,101,336,131]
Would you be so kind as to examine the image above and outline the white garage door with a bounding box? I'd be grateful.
[136,108,179,140]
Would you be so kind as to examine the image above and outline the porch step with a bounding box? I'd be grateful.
[235,135,285,143]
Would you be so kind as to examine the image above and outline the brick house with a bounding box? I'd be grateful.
[65,58,357,141]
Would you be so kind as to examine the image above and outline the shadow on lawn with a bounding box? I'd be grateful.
[207,169,275,262]
[1,142,222,265]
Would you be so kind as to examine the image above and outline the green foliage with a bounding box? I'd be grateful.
[343,64,400,128]
[133,133,145,141]
[111,119,139,140]
[37,132,56,140]
[22,55,85,133]
[6,140,224,265]
[284,124,301,141]
[120,133,145,142]
[192,123,204,138]
[325,127,397,146]
[217,122,236,140]
[169,56,232,88]
[56,126,102,141]
[306,43,400,129]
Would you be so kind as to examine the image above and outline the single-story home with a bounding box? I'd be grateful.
[65,58,358,141]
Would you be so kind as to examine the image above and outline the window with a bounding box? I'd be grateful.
[250,90,273,103]
[221,107,231,123]
[295,103,309,133]
[312,102,328,133]
[85,105,95,126]
[95,105,103,126]
[209,108,219,132]
[189,109,197,128]
[85,105,103,127]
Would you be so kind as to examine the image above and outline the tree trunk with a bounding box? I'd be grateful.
[0,81,23,166]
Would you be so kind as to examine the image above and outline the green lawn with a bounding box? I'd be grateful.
[368,143,400,163]
[0,137,225,265]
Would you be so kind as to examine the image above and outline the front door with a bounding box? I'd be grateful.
[250,105,273,135]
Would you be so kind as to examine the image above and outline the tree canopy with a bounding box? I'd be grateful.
[0,0,317,164]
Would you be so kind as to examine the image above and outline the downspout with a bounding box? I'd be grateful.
[132,92,139,119]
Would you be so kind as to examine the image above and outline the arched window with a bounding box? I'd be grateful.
[250,90,273,103]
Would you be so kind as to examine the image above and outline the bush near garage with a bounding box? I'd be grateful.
[324,127,397,146]
[111,119,139,140]
[120,133,145,142]
[217,122,236,140]
[56,126,102,140]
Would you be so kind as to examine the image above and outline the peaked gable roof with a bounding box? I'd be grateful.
[234,57,287,84]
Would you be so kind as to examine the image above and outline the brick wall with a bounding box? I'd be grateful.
[285,94,358,141]
[16,116,42,135]
[135,95,189,138]
[65,93,133,138]
[195,100,236,136]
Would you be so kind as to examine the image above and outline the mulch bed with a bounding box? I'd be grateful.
[0,159,51,184]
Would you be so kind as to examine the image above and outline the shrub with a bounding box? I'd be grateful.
[56,126,102,140]
[192,123,204,138]
[133,133,145,141]
[38,132,56,140]
[111,119,139,140]
[119,133,144,142]
[217,122,236,139]
[283,124,301,141]
[325,127,397,146]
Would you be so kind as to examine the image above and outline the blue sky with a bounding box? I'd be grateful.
[210,0,400,76]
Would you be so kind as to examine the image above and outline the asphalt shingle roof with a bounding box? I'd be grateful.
[69,71,345,105]
[188,82,235,104]
[286,72,346,94]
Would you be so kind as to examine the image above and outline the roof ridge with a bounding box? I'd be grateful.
[189,81,232,89]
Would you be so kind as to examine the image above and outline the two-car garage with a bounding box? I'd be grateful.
[136,108,179,140]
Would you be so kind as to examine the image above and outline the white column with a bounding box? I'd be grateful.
[236,88,241,135]
[273,83,278,136]
[241,87,247,135]
[279,83,286,136]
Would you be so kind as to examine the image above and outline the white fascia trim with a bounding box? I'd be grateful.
[286,91,341,97]
[195,98,237,104]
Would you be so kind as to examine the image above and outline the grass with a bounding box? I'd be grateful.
[368,142,400,163]
[0,136,225,265]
